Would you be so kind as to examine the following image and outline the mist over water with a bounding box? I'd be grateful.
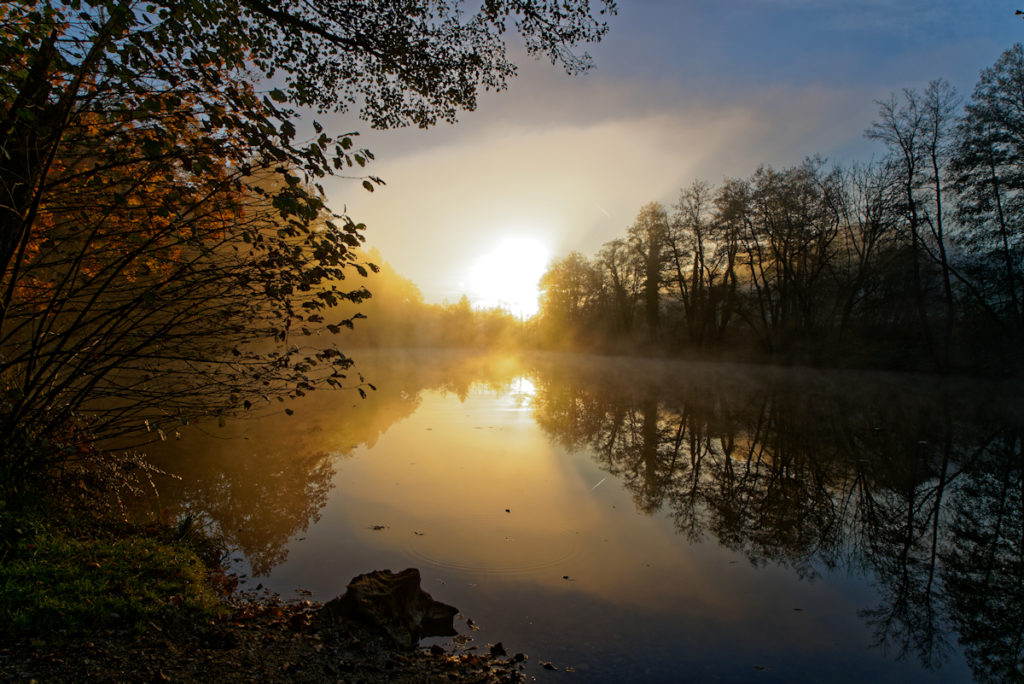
[145,351,1023,682]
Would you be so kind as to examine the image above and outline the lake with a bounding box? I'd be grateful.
[144,350,1024,683]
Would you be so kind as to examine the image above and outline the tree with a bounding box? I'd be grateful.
[0,0,617,476]
[920,80,961,350]
[666,180,726,347]
[829,161,900,338]
[627,202,669,342]
[709,178,747,344]
[733,162,842,354]
[953,44,1024,342]
[867,88,956,367]
[537,251,603,348]
[596,237,642,337]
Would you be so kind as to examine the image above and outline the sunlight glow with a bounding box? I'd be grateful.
[514,376,536,396]
[501,375,537,411]
[466,236,550,318]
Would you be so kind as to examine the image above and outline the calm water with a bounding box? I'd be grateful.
[145,351,1024,683]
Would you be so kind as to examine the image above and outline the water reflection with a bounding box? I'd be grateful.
[529,357,1023,682]
[145,351,532,574]
[145,352,1023,682]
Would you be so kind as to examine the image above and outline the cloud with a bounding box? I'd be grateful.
[315,0,1017,305]
[328,77,878,303]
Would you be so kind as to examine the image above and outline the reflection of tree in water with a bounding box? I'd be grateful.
[942,430,1024,683]
[180,450,335,576]
[530,357,1024,682]
[148,351,529,576]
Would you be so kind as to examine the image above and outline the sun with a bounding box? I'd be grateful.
[466,236,551,319]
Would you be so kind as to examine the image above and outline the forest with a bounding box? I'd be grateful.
[530,50,1024,372]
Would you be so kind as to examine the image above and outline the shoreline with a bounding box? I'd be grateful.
[0,476,525,683]
[1,592,526,683]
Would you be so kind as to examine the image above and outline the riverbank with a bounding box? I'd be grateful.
[0,472,525,683]
[1,596,524,682]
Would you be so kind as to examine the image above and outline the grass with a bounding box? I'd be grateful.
[0,488,226,638]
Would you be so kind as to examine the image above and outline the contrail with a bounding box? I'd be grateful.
[591,477,606,490]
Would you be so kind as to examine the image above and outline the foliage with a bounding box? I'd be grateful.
[0,0,617,476]
[226,0,618,127]
[536,251,604,347]
[952,44,1024,339]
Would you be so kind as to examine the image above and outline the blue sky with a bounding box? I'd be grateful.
[604,1,1008,87]
[325,1,1023,309]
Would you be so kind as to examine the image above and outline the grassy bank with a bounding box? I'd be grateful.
[0,471,526,682]
[0,479,227,640]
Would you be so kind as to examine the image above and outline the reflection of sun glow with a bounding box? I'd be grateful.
[467,236,550,318]
[503,375,537,410]
[514,376,536,396]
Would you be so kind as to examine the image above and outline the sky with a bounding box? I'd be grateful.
[321,1,1022,316]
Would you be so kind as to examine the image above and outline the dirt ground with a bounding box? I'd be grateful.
[0,594,528,683]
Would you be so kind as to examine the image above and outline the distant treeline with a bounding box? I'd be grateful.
[531,44,1024,373]
[338,248,525,349]
[347,44,1024,373]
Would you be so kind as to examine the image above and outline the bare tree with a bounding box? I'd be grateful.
[627,202,670,343]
